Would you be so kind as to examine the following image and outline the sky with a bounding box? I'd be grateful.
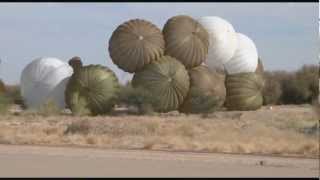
[0,2,318,85]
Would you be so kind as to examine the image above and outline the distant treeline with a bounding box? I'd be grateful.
[262,64,318,105]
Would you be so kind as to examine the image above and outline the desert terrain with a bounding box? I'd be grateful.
[0,104,318,157]
[0,104,319,177]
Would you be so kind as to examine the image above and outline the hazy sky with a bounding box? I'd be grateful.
[0,3,318,85]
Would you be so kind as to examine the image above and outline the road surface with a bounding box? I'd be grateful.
[0,144,318,177]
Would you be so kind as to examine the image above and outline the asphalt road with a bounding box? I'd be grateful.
[0,144,318,177]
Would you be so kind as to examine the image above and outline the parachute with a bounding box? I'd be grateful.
[224,33,258,75]
[225,72,264,111]
[20,57,73,109]
[163,15,209,69]
[198,16,238,72]
[65,64,120,115]
[109,19,165,73]
[179,65,226,114]
[132,55,190,112]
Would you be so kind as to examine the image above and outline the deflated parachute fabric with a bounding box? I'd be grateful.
[65,65,120,115]
[225,72,263,111]
[132,56,190,112]
[179,65,226,114]
[224,33,258,75]
[109,19,165,73]
[198,16,238,72]
[163,15,209,69]
[20,57,73,109]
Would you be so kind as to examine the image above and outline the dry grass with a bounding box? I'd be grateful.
[0,104,318,158]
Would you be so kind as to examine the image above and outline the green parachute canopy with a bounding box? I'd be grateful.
[179,65,226,114]
[163,15,209,69]
[132,55,190,112]
[109,19,165,73]
[65,65,120,115]
[225,72,264,111]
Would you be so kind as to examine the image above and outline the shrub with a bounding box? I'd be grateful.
[262,65,318,105]
[64,119,91,135]
[262,71,282,105]
[0,94,12,114]
[117,83,160,115]
[37,99,61,116]
[280,65,318,104]
[0,80,5,94]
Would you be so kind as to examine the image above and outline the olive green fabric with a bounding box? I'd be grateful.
[68,56,83,72]
[225,72,263,111]
[163,15,209,69]
[109,19,165,73]
[179,65,226,114]
[132,56,190,113]
[65,65,120,115]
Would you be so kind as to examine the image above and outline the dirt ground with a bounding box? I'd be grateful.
[0,144,318,177]
[0,104,319,158]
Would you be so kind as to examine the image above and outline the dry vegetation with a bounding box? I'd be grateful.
[0,104,318,158]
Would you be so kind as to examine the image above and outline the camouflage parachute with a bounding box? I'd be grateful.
[132,55,190,112]
[163,15,209,69]
[109,19,165,73]
[179,65,226,114]
[225,72,264,111]
[65,65,120,115]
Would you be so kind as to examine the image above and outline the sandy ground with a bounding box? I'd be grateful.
[0,144,318,177]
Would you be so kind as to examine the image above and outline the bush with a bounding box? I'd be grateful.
[64,119,91,135]
[0,94,12,114]
[5,85,24,106]
[262,71,283,105]
[117,83,160,115]
[37,99,61,116]
[262,65,318,105]
[0,80,5,94]
[295,65,318,101]
[280,65,318,104]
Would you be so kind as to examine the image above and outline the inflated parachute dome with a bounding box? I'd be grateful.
[20,57,73,109]
[65,64,120,115]
[163,15,209,69]
[109,19,165,73]
[225,72,264,111]
[198,16,238,72]
[132,56,190,112]
[179,65,226,114]
[224,33,258,75]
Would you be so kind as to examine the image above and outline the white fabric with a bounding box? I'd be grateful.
[198,16,238,72]
[20,57,73,109]
[225,33,258,74]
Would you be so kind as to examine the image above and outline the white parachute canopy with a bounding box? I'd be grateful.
[20,57,73,109]
[198,16,238,71]
[224,33,259,74]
